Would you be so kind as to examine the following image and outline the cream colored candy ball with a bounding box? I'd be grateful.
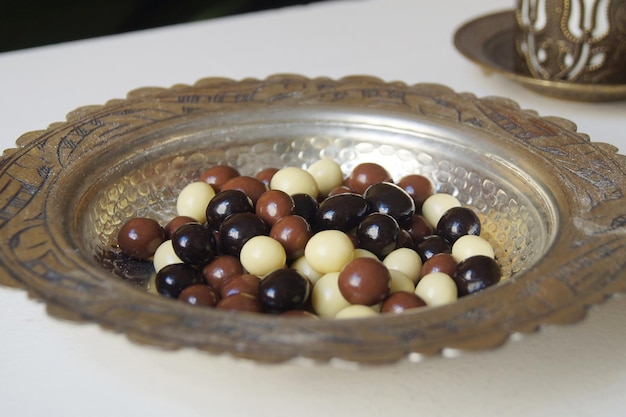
[176,181,215,223]
[383,247,422,284]
[304,230,354,274]
[153,240,183,273]
[422,193,461,228]
[240,235,286,277]
[452,234,495,263]
[290,255,324,285]
[270,166,319,199]
[307,158,344,196]
[389,269,416,293]
[353,248,378,260]
[311,272,351,318]
[335,304,379,319]
[415,272,458,307]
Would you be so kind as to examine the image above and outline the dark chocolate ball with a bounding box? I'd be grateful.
[155,263,201,298]
[364,182,415,227]
[453,255,501,296]
[356,213,400,259]
[415,235,451,263]
[436,206,481,244]
[315,193,370,231]
[171,222,216,265]
[218,212,269,257]
[258,269,311,313]
[205,189,254,230]
[291,193,319,226]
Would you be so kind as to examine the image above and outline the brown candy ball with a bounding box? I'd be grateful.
[220,273,261,298]
[420,252,457,278]
[255,189,295,226]
[117,217,165,260]
[381,291,426,314]
[397,174,435,210]
[216,293,263,313]
[255,167,279,188]
[345,162,392,195]
[221,175,268,204]
[201,255,244,290]
[164,216,197,240]
[178,284,220,307]
[338,257,391,306]
[327,185,353,197]
[270,215,312,260]
[199,165,240,192]
[404,214,433,244]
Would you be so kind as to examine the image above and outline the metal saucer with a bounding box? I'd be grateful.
[454,10,626,102]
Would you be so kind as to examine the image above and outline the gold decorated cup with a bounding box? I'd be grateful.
[515,0,626,84]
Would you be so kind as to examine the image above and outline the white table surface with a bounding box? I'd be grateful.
[1,1,625,416]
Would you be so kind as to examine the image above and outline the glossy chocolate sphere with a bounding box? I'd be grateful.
[356,213,400,259]
[258,269,311,313]
[218,212,269,257]
[171,222,216,265]
[315,193,370,231]
[205,189,254,230]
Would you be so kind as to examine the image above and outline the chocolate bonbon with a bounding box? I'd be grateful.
[113,158,503,318]
[171,222,216,265]
[315,193,369,231]
[205,189,254,230]
[338,257,391,306]
[117,217,165,260]
[199,165,241,192]
[178,283,220,307]
[355,213,400,259]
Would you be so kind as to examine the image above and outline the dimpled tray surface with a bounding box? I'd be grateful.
[0,75,625,364]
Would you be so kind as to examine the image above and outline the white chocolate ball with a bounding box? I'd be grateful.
[304,230,354,274]
[270,166,319,199]
[307,158,344,196]
[290,255,324,285]
[240,235,287,277]
[415,272,458,307]
[335,304,379,319]
[452,235,495,263]
[422,193,461,228]
[389,269,416,293]
[176,181,215,223]
[353,248,379,260]
[153,240,183,273]
[311,272,351,318]
[383,247,423,284]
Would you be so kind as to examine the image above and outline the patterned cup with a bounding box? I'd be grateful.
[515,0,626,84]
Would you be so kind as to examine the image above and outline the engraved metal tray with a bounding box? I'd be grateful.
[1,75,625,364]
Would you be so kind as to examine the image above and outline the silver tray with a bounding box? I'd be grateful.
[0,75,625,363]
